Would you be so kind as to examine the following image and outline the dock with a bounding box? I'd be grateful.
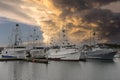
[48,58,86,62]
[0,58,86,62]
[0,58,48,64]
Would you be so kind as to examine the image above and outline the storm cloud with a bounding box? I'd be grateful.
[84,9,120,43]
[49,0,120,43]
[0,0,120,44]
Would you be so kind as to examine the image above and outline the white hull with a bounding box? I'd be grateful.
[48,48,80,60]
[1,48,27,58]
[81,48,117,60]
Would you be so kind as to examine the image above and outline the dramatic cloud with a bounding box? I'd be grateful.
[84,9,120,43]
[0,0,120,44]
[101,1,120,13]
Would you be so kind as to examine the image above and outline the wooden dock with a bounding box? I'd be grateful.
[0,56,87,63]
[0,58,48,63]
[48,58,86,62]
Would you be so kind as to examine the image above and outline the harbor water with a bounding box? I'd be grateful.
[0,59,120,80]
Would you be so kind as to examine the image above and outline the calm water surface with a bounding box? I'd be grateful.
[0,59,120,80]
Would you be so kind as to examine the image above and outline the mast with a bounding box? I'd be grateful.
[61,26,69,47]
[93,31,96,45]
[50,37,54,47]
[89,26,92,46]
[62,27,65,47]
[59,24,70,48]
[89,26,96,46]
[32,28,39,47]
[14,24,22,47]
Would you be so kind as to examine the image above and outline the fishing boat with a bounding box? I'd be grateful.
[29,28,47,59]
[1,46,27,58]
[30,46,47,59]
[47,27,80,61]
[1,24,27,58]
[80,30,117,60]
[81,44,117,60]
[48,45,80,60]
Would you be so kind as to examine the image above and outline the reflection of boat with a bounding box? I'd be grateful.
[48,27,80,60]
[1,24,27,58]
[81,45,117,60]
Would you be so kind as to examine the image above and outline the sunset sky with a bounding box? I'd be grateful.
[0,0,120,46]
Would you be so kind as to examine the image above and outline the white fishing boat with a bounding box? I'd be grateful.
[48,45,80,60]
[1,24,27,58]
[81,44,117,60]
[29,28,47,59]
[1,46,27,58]
[47,27,80,60]
[80,30,117,60]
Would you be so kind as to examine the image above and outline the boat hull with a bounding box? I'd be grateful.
[86,51,117,60]
[1,55,17,58]
[1,48,27,59]
[48,48,80,60]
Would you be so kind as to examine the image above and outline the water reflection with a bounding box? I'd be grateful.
[48,61,81,80]
[0,61,48,80]
[0,59,120,80]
